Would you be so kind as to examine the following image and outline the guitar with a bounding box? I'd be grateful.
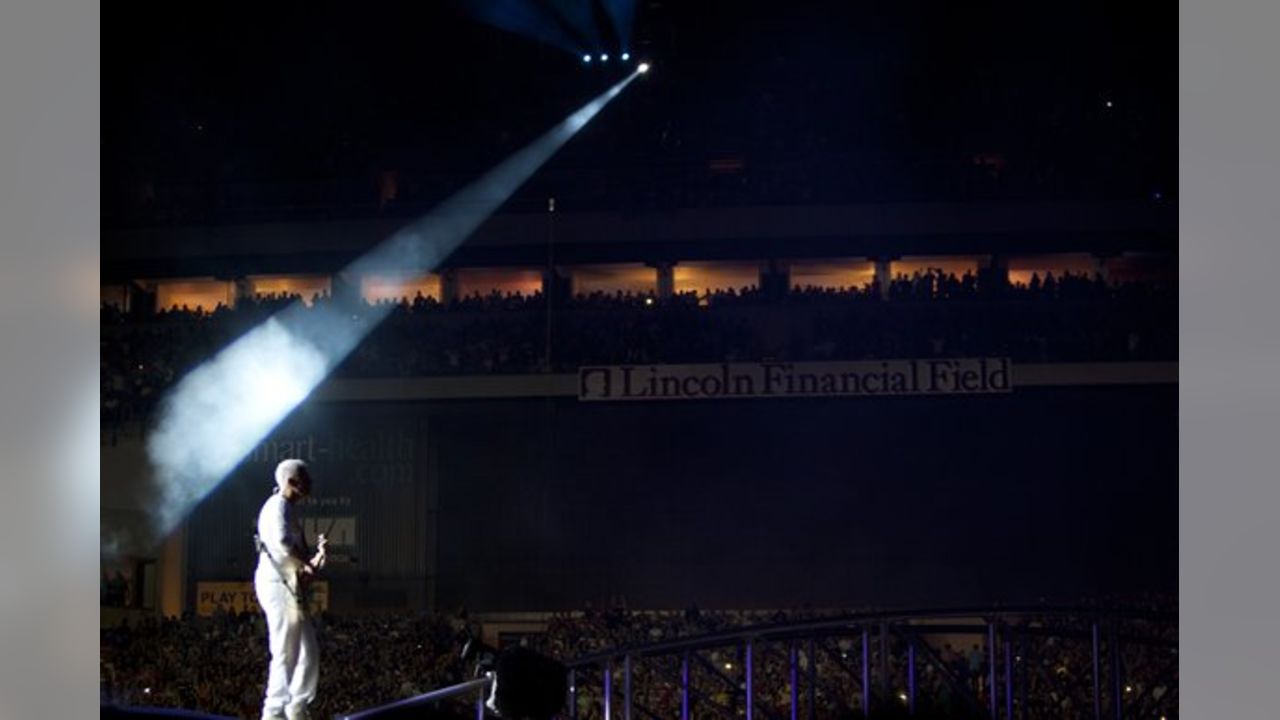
[297,533,328,611]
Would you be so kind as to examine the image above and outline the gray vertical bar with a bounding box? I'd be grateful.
[862,627,871,715]
[624,654,632,720]
[424,429,439,611]
[807,637,817,720]
[789,642,798,720]
[568,668,577,720]
[544,202,554,371]
[879,623,890,703]
[1004,639,1013,720]
[1091,622,1102,720]
[1018,634,1026,720]
[1110,620,1123,720]
[907,636,917,716]
[681,651,690,720]
[746,640,754,720]
[605,659,613,720]
[988,622,998,719]
[1020,634,1028,720]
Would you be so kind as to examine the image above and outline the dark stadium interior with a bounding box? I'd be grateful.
[105,1,1173,228]
[102,2,1177,718]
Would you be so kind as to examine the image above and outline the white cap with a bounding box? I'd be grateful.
[274,458,309,491]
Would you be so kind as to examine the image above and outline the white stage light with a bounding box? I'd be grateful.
[144,73,648,537]
[638,62,650,74]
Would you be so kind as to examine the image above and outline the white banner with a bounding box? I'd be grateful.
[578,358,1012,401]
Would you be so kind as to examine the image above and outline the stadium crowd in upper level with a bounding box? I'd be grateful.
[101,268,1174,439]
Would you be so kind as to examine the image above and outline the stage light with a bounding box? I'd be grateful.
[145,72,647,538]
[621,52,630,61]
[600,53,609,62]
[637,62,650,74]
[582,54,592,63]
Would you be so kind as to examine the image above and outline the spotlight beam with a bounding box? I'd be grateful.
[145,72,644,537]
[349,70,641,281]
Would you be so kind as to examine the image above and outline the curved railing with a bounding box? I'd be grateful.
[336,675,493,720]
[561,606,1176,720]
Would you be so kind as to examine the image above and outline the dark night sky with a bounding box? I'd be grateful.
[105,1,1175,219]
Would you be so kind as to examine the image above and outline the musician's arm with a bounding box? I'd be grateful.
[306,534,328,572]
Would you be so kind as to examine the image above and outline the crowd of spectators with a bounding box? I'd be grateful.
[100,597,1175,720]
[101,271,1174,441]
[101,609,470,719]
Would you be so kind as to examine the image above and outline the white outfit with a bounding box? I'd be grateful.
[255,492,318,720]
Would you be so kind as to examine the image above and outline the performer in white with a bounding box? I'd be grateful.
[255,459,327,720]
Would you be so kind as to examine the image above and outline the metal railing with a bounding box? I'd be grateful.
[337,674,493,720]
[560,606,1176,720]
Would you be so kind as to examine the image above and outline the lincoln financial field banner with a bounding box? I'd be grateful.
[578,358,1012,401]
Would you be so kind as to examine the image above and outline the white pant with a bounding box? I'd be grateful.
[255,571,318,719]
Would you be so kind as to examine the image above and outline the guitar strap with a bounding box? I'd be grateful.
[253,501,310,605]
